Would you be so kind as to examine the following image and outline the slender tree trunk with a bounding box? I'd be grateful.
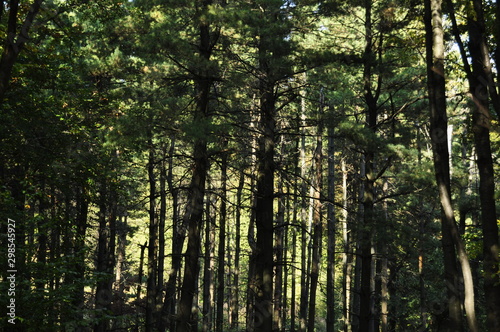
[283,186,291,331]
[160,136,183,332]
[94,183,108,332]
[307,112,323,332]
[71,185,89,332]
[230,171,244,330]
[146,142,158,332]
[36,181,48,293]
[419,218,427,331]
[341,158,352,332]
[136,242,147,332]
[352,153,365,332]
[115,214,127,294]
[466,2,500,329]
[326,115,336,332]
[425,1,478,331]
[202,192,215,332]
[379,181,389,332]
[274,139,287,331]
[157,146,167,316]
[247,105,259,332]
[216,142,228,332]
[299,88,309,332]
[114,210,128,329]
[291,174,299,332]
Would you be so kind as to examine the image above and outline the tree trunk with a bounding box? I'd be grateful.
[307,111,324,332]
[146,142,158,332]
[359,1,379,329]
[175,1,215,330]
[253,75,275,332]
[115,212,128,321]
[424,1,478,331]
[341,158,352,332]
[326,115,336,332]
[176,137,209,332]
[274,140,286,331]
[202,192,215,332]
[159,136,183,332]
[291,174,299,332]
[230,171,244,330]
[466,2,500,329]
[247,105,259,332]
[216,142,228,332]
[136,242,147,332]
[379,181,389,332]
[352,152,366,332]
[157,146,167,317]
[299,88,310,332]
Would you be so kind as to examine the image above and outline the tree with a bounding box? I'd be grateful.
[175,0,219,330]
[447,0,500,328]
[425,0,478,330]
[0,0,44,102]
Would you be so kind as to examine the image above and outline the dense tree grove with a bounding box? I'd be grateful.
[1,0,499,331]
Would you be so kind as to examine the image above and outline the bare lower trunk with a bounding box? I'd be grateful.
[176,140,209,332]
[307,114,323,332]
[274,143,286,331]
[202,193,215,332]
[326,125,336,332]
[341,158,352,332]
[146,143,158,332]
[230,172,244,330]
[216,145,228,332]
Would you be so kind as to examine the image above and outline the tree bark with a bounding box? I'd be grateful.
[466,2,500,329]
[157,146,167,317]
[216,142,228,332]
[230,171,244,330]
[299,87,310,332]
[326,113,336,332]
[159,136,183,332]
[307,110,323,332]
[425,1,478,331]
[359,1,380,329]
[291,174,299,332]
[146,142,158,332]
[175,1,216,330]
[253,71,275,332]
[274,143,285,331]
[202,192,215,332]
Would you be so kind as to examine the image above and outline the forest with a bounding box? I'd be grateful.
[0,0,499,331]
